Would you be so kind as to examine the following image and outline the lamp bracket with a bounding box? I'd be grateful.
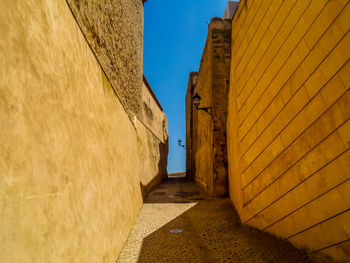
[196,106,213,118]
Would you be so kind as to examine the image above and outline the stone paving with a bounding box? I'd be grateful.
[117,177,315,263]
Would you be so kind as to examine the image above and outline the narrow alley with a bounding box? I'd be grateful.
[117,176,313,263]
[1,0,349,261]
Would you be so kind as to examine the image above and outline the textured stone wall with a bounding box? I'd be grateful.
[227,0,350,261]
[190,37,213,193]
[211,20,231,196]
[0,0,167,261]
[185,72,198,180]
[186,19,231,196]
[66,0,144,118]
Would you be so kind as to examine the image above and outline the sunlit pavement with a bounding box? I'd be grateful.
[117,177,313,263]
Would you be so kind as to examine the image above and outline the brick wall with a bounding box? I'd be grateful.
[227,0,350,260]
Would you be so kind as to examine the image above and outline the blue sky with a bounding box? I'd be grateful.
[143,0,230,173]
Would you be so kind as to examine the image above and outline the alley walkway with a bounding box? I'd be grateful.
[117,177,313,263]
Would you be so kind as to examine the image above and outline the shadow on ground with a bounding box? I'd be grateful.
[138,177,312,263]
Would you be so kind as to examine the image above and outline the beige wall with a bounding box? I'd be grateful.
[0,0,167,262]
[227,0,350,261]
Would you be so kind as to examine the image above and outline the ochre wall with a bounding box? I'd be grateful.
[135,118,168,199]
[186,19,231,196]
[227,0,350,261]
[186,72,198,180]
[211,20,231,196]
[190,37,214,193]
[138,79,168,196]
[0,0,167,262]
[141,79,168,144]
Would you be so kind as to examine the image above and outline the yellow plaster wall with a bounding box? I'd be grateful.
[227,0,350,261]
[0,0,167,261]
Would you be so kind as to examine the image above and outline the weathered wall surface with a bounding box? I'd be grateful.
[66,0,144,118]
[186,19,231,196]
[141,76,168,144]
[186,72,198,180]
[227,0,350,260]
[0,0,167,262]
[135,119,168,199]
[189,37,213,193]
[138,77,168,197]
[211,20,231,196]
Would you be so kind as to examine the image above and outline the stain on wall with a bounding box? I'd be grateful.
[0,0,167,261]
[227,0,350,261]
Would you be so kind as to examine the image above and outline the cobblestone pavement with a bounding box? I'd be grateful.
[117,177,313,263]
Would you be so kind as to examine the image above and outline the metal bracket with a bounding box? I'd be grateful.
[196,106,213,119]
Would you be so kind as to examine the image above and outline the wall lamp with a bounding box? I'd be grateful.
[193,92,213,117]
[178,139,185,148]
